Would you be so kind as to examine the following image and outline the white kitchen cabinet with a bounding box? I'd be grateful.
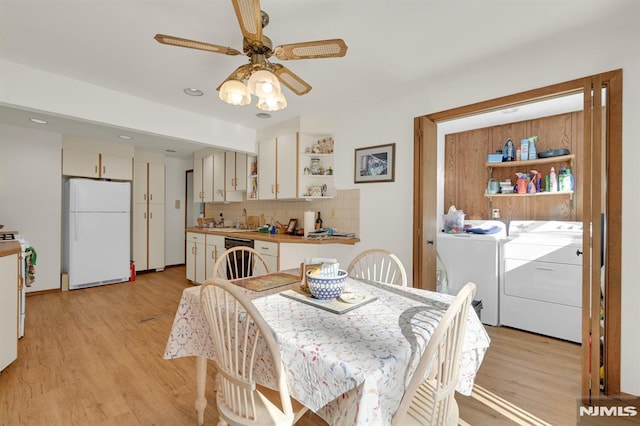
[186,232,206,284]
[62,150,132,180]
[257,134,297,200]
[193,154,214,203]
[225,151,247,192]
[255,240,278,272]
[133,157,165,272]
[0,252,18,372]
[205,235,225,279]
[213,153,226,203]
[258,138,277,200]
[62,135,134,180]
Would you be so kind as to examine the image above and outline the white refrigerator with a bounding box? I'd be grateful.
[64,178,131,290]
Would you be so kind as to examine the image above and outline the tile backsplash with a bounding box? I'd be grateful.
[204,189,360,235]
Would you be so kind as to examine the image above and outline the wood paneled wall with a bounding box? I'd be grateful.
[444,111,583,222]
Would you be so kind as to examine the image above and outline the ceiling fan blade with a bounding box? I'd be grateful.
[274,39,348,60]
[216,64,252,91]
[231,0,263,46]
[272,64,312,95]
[154,34,241,56]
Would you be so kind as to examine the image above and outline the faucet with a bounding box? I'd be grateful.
[242,208,248,229]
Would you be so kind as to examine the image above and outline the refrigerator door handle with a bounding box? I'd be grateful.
[73,212,79,242]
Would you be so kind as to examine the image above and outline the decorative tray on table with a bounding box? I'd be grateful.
[280,288,377,314]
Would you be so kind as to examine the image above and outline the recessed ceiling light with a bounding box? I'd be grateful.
[118,135,132,140]
[256,112,271,119]
[165,149,176,153]
[184,88,204,96]
[29,118,48,124]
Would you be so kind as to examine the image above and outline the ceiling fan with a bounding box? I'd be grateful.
[154,0,348,110]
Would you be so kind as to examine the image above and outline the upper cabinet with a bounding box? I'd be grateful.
[194,149,247,203]
[62,135,133,180]
[193,153,214,203]
[225,152,247,193]
[257,134,297,200]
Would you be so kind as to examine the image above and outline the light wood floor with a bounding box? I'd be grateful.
[0,266,581,425]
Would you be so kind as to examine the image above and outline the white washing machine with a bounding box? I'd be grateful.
[437,220,506,326]
[500,220,583,343]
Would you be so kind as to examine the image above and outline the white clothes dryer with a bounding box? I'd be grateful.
[437,220,506,326]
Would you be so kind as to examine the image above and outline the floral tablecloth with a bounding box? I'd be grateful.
[164,278,490,426]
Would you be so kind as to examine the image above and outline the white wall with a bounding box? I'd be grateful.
[332,20,640,395]
[164,157,192,266]
[0,124,62,292]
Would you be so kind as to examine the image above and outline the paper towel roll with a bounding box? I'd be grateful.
[304,211,315,237]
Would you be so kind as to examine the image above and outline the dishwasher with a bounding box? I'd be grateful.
[224,237,254,279]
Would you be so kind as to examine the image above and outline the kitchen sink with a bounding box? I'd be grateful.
[212,228,255,233]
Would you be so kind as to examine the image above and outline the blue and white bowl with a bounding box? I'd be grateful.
[306,269,348,300]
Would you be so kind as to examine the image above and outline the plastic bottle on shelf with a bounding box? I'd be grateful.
[566,168,575,191]
[549,167,558,192]
[559,167,568,192]
[528,136,538,160]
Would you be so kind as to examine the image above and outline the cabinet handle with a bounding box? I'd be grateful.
[144,194,147,201]
[192,247,196,255]
[576,249,583,256]
[150,193,153,201]
[427,240,434,245]
[535,267,555,271]
[95,165,98,174]
[144,212,147,219]
[271,184,275,194]
[150,212,153,219]
[103,166,106,174]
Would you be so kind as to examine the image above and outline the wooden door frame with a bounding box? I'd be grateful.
[413,69,622,396]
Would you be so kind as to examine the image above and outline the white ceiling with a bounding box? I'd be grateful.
[0,0,634,158]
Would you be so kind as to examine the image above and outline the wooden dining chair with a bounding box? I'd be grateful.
[347,249,408,286]
[212,246,270,280]
[200,278,309,426]
[392,282,477,426]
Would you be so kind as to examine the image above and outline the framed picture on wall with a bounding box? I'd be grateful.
[354,143,395,183]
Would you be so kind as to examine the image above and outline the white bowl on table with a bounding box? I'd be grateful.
[306,269,348,300]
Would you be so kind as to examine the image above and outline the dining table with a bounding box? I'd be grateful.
[163,272,491,426]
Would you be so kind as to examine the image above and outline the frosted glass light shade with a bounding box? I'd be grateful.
[247,70,281,98]
[257,92,287,111]
[219,80,251,105]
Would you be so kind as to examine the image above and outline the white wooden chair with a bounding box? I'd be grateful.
[200,278,309,426]
[347,249,408,286]
[392,282,477,426]
[212,246,269,280]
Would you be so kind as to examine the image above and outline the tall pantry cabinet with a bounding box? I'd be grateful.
[133,152,165,272]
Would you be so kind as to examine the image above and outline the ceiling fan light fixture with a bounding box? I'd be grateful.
[247,69,281,98]
[257,92,287,111]
[219,79,251,105]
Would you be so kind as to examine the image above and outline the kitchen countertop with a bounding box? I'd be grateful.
[0,241,21,257]
[186,227,360,245]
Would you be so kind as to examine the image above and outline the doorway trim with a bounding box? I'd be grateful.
[413,69,622,396]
